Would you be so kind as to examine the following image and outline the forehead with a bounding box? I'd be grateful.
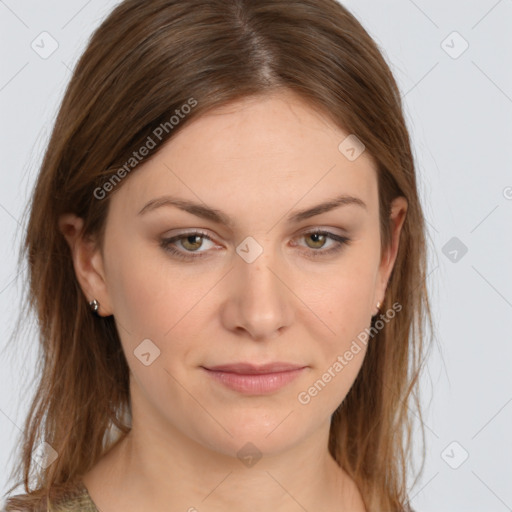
[109,91,379,220]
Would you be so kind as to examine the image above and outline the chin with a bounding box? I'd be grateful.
[197,426,305,462]
[197,409,310,456]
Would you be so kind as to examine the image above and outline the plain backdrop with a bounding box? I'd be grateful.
[1,1,511,511]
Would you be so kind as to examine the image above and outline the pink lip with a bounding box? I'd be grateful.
[202,362,307,394]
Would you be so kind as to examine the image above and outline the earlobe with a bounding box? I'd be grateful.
[58,213,113,316]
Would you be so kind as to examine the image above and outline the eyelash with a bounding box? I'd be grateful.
[160,229,351,261]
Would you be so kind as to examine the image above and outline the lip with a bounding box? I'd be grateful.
[201,362,308,394]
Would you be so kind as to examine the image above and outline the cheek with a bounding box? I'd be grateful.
[104,246,208,418]
[105,241,192,336]
[296,250,379,403]
[306,252,378,345]
[105,243,217,377]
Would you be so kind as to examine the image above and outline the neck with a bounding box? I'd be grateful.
[82,386,364,511]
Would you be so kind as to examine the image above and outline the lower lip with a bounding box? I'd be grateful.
[202,367,306,394]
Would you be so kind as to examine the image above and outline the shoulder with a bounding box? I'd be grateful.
[2,480,98,512]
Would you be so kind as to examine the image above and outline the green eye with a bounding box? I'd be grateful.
[160,229,351,261]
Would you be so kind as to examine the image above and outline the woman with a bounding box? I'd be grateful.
[2,0,433,510]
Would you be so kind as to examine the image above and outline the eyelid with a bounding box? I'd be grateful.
[159,227,351,261]
[161,226,348,241]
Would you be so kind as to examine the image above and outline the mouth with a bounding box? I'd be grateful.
[201,362,308,394]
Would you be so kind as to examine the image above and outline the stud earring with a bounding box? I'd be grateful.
[89,299,100,313]
[372,301,382,318]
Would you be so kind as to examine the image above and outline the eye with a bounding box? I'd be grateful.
[160,230,215,261]
[293,229,352,259]
[160,228,351,261]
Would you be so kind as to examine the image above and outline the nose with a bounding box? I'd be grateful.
[220,245,294,341]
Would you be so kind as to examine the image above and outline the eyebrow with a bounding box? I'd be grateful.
[138,194,367,227]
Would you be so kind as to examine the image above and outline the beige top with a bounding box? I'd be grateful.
[53,481,99,512]
[2,480,99,512]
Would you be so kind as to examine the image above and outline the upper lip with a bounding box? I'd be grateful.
[203,362,307,374]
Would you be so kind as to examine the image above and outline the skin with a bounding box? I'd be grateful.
[60,89,407,512]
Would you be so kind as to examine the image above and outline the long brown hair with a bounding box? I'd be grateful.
[3,0,433,510]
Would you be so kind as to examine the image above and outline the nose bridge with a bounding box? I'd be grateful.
[226,236,294,339]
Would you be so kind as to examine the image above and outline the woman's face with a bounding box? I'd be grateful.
[76,90,406,458]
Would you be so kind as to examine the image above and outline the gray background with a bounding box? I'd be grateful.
[1,1,511,510]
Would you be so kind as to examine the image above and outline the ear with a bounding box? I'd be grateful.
[373,196,408,315]
[58,213,113,317]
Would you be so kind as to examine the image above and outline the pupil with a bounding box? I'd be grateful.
[185,235,201,249]
[310,233,325,247]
